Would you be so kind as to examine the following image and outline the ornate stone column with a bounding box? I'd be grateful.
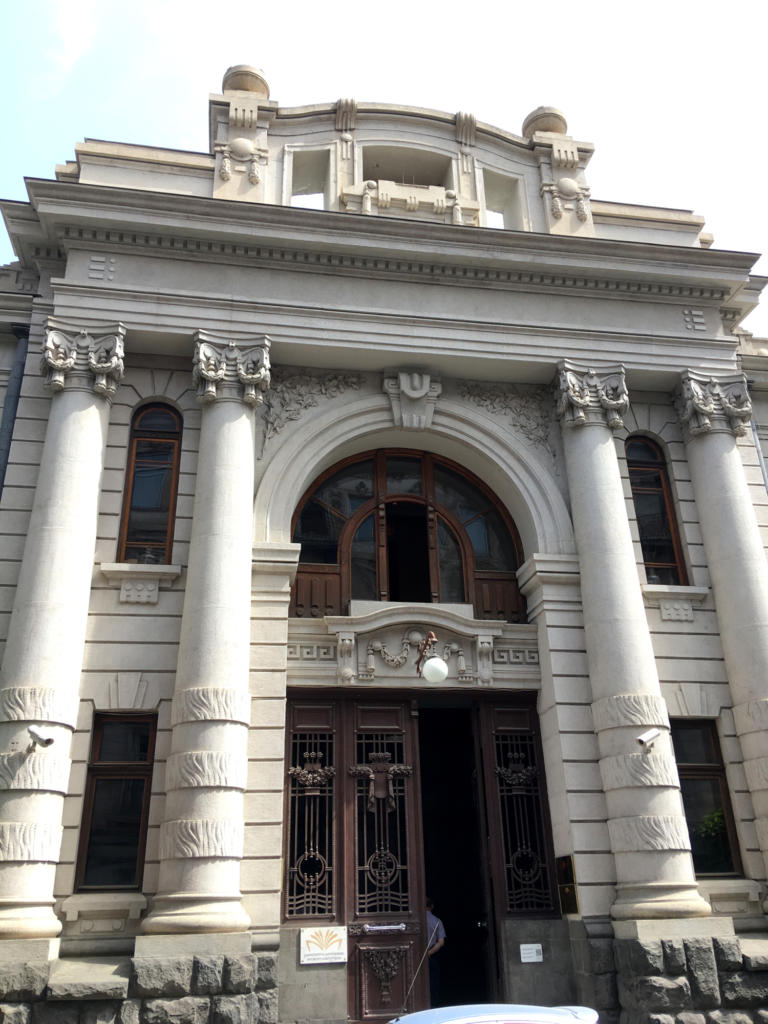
[0,320,125,940]
[141,332,270,937]
[675,370,768,909]
[556,361,710,921]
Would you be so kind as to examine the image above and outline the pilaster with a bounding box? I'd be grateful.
[556,361,710,922]
[0,319,124,939]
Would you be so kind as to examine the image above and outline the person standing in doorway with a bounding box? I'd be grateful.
[426,897,446,1007]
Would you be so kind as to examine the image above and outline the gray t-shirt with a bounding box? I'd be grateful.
[426,910,446,949]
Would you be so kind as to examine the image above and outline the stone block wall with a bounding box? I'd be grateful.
[614,935,768,1024]
[0,954,277,1024]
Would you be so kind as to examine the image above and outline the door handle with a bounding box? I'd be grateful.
[363,923,406,933]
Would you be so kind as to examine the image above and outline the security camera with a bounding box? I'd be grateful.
[27,726,54,750]
[636,727,661,749]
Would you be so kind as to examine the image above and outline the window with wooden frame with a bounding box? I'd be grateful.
[625,436,688,585]
[118,404,182,564]
[290,450,525,621]
[75,713,156,890]
[670,719,741,876]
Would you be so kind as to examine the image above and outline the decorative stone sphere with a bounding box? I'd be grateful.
[557,177,580,198]
[522,106,568,137]
[229,137,255,161]
[222,65,270,99]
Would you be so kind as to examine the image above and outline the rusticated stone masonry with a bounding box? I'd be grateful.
[0,953,277,1024]
[613,935,768,1024]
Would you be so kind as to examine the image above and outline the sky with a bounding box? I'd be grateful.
[2,0,767,335]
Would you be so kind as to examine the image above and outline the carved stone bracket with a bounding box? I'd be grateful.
[455,111,476,172]
[383,371,442,429]
[41,320,125,397]
[336,98,357,160]
[675,370,752,439]
[193,333,271,405]
[556,361,628,430]
[214,137,268,185]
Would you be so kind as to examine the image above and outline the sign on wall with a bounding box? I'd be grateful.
[300,926,348,964]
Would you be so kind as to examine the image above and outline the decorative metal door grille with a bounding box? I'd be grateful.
[285,729,335,917]
[492,722,556,913]
[351,731,412,915]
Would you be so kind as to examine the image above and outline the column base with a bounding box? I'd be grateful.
[141,894,251,935]
[611,881,712,921]
[0,903,62,940]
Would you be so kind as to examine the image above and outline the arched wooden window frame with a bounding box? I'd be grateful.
[118,403,182,564]
[290,450,525,621]
[625,435,688,586]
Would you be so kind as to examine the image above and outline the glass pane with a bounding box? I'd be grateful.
[680,777,736,873]
[645,566,680,585]
[135,440,175,463]
[136,408,179,433]
[130,465,171,513]
[438,519,464,602]
[99,721,152,762]
[434,465,488,524]
[671,725,718,765]
[294,499,343,564]
[633,491,675,566]
[466,510,517,571]
[386,457,422,496]
[82,778,146,887]
[626,439,661,464]
[351,514,377,599]
[314,461,374,518]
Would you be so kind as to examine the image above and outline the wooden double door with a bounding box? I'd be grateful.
[284,696,557,1024]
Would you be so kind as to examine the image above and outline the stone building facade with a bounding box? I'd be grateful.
[0,64,767,1024]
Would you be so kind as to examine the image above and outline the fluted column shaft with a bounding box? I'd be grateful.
[676,371,768,903]
[557,362,709,921]
[0,321,124,939]
[142,332,270,935]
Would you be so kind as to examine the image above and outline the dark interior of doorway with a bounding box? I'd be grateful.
[419,707,493,1006]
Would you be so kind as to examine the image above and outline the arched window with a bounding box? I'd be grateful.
[625,436,687,585]
[118,404,182,564]
[290,450,525,621]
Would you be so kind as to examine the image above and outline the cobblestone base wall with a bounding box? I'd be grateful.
[614,936,768,1024]
[0,954,277,1024]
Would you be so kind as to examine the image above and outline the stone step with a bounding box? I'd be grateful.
[739,936,768,971]
[47,957,131,1001]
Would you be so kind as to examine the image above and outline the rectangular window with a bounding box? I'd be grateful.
[76,713,156,890]
[671,719,741,876]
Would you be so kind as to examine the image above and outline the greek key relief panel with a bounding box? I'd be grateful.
[287,608,540,689]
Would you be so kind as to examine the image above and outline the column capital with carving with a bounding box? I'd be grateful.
[192,332,271,406]
[675,369,752,440]
[41,320,126,397]
[555,360,628,430]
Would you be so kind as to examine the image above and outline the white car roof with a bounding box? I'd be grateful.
[389,1005,598,1024]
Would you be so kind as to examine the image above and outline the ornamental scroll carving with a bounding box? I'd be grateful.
[41,323,125,396]
[171,687,251,727]
[556,362,628,430]
[258,369,362,457]
[591,693,670,733]
[600,753,680,791]
[0,686,79,728]
[0,751,70,793]
[675,371,752,438]
[359,630,472,684]
[608,815,691,852]
[0,821,62,862]
[159,818,244,860]
[457,381,557,458]
[542,179,591,222]
[192,334,271,406]
[165,751,247,790]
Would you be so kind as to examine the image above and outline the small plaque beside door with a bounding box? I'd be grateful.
[300,926,348,964]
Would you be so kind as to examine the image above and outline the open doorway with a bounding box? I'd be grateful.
[418,707,497,1006]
